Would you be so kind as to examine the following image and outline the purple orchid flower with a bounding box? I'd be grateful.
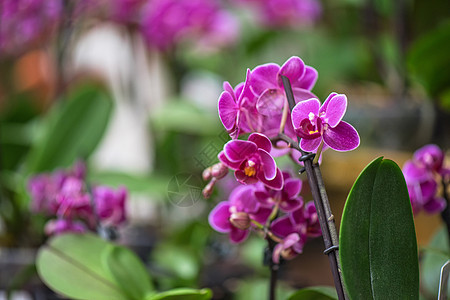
[291,92,360,152]
[44,219,87,236]
[218,133,284,190]
[403,160,446,215]
[218,69,261,139]
[254,171,303,212]
[93,186,127,227]
[209,185,271,243]
[304,200,321,237]
[413,144,450,176]
[272,233,302,264]
[250,56,317,118]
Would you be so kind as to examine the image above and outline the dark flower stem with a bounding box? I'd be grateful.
[267,238,278,300]
[280,76,347,300]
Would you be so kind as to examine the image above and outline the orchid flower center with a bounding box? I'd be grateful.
[244,160,257,177]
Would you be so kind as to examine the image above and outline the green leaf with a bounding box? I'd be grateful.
[102,244,154,300]
[150,100,220,135]
[147,288,212,300]
[288,286,338,300]
[36,233,127,300]
[421,227,450,298]
[339,157,419,299]
[26,83,113,172]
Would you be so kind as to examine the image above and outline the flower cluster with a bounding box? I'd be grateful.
[28,161,127,236]
[208,56,360,263]
[209,171,320,262]
[140,0,239,51]
[403,144,449,215]
[0,0,62,55]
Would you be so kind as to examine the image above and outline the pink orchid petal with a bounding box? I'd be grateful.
[230,185,259,213]
[251,207,272,224]
[300,137,322,152]
[218,91,237,131]
[256,89,285,116]
[423,197,447,214]
[250,63,280,95]
[292,88,317,103]
[258,167,283,190]
[271,215,295,238]
[291,98,320,130]
[320,93,347,128]
[297,66,318,90]
[224,140,257,162]
[258,149,277,180]
[272,243,283,264]
[223,81,235,97]
[248,133,272,153]
[218,151,241,169]
[279,56,305,86]
[323,121,360,151]
[208,202,231,233]
[280,198,303,212]
[230,226,249,243]
[284,178,302,199]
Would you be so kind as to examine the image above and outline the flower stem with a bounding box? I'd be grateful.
[313,140,324,165]
[281,75,348,300]
[267,238,278,300]
[279,99,290,134]
[440,177,450,248]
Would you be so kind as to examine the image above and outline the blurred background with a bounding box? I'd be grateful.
[0,0,449,299]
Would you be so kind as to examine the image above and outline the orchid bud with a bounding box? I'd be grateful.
[211,162,228,179]
[202,178,216,199]
[202,167,213,181]
[229,211,251,230]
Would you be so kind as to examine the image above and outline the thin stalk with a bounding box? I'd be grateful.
[267,238,278,300]
[281,75,347,300]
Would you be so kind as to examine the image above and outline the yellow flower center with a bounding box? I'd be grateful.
[244,160,256,177]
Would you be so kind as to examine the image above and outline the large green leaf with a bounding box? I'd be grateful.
[26,83,113,172]
[288,286,338,300]
[36,233,127,300]
[102,244,154,300]
[147,288,212,300]
[421,227,450,298]
[339,157,419,299]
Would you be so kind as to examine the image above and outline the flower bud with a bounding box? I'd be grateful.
[202,167,213,181]
[229,211,251,230]
[202,178,216,199]
[211,162,228,179]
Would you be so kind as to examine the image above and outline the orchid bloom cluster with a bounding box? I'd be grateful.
[206,56,360,263]
[28,161,127,236]
[402,144,450,215]
[0,0,62,55]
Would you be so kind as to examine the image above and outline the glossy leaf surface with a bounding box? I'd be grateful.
[340,157,419,299]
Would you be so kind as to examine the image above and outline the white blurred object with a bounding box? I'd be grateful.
[71,23,170,174]
[181,70,223,112]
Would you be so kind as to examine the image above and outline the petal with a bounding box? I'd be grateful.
[258,149,277,180]
[229,226,249,243]
[297,66,318,90]
[230,185,259,213]
[280,198,303,212]
[256,89,285,116]
[218,151,241,170]
[323,121,360,151]
[251,207,272,224]
[291,98,320,130]
[208,202,231,233]
[224,140,257,162]
[223,81,235,97]
[271,215,295,238]
[218,91,237,131]
[284,178,302,199]
[272,243,283,264]
[423,197,446,214]
[239,69,257,106]
[300,137,322,152]
[248,132,272,153]
[292,87,317,103]
[320,93,347,128]
[258,167,283,190]
[249,63,280,96]
[279,56,305,86]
